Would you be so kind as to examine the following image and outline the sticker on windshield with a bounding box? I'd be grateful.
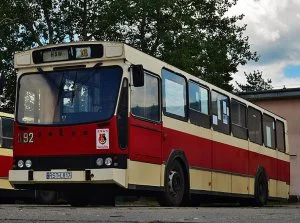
[96,129,109,149]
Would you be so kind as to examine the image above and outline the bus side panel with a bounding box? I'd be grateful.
[162,127,212,169]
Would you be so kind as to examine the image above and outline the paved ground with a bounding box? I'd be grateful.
[0,204,300,222]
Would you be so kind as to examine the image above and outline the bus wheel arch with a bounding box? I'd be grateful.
[159,150,190,206]
[253,166,269,206]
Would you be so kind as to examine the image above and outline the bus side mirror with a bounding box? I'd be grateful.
[0,74,5,95]
[131,65,144,87]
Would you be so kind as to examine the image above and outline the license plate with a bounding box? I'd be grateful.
[46,172,72,179]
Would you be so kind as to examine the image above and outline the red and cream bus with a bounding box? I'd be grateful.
[6,41,289,206]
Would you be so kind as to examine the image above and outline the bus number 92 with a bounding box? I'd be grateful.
[18,133,34,144]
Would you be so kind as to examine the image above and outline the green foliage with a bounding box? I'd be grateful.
[0,0,259,112]
[236,70,273,92]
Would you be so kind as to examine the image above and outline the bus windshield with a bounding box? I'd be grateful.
[17,66,122,125]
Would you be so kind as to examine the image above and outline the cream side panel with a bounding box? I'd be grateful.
[268,179,277,198]
[249,177,255,195]
[0,148,13,157]
[128,160,161,187]
[161,164,165,187]
[0,179,13,189]
[277,181,290,199]
[232,175,249,195]
[212,131,248,151]
[249,142,278,160]
[212,172,231,193]
[190,169,212,191]
[277,151,290,163]
[163,116,212,140]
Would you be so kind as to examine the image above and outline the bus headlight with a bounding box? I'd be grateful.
[18,160,24,168]
[25,160,32,168]
[105,157,112,166]
[96,158,103,166]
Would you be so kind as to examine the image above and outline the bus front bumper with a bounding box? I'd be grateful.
[9,169,127,188]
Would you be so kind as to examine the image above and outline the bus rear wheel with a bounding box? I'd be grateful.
[253,172,268,206]
[158,160,185,206]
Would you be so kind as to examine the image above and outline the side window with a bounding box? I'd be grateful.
[162,69,187,120]
[211,90,230,134]
[231,100,247,140]
[189,81,210,128]
[0,117,14,149]
[248,107,262,145]
[276,120,285,152]
[263,114,276,149]
[131,72,160,122]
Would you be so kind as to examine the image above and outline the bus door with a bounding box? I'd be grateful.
[129,71,162,163]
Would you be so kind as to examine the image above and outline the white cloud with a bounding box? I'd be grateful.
[229,0,300,89]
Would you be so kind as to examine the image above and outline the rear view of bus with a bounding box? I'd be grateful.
[9,42,133,205]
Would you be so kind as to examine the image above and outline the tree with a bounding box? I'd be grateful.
[236,70,273,92]
[0,0,259,112]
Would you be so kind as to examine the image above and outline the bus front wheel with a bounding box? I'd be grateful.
[158,160,186,206]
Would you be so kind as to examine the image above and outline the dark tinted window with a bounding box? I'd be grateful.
[211,90,230,134]
[231,100,247,139]
[162,69,187,120]
[248,107,262,145]
[189,81,211,128]
[263,114,275,149]
[1,117,13,149]
[276,120,285,152]
[131,72,160,121]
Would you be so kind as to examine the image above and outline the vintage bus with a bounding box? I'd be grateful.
[6,41,289,206]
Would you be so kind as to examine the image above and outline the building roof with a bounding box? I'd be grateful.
[238,87,300,101]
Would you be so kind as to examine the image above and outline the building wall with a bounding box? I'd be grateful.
[253,98,300,198]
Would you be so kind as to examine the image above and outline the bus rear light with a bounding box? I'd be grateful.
[96,158,103,167]
[17,160,24,168]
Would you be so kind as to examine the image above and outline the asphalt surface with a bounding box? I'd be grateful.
[0,204,300,222]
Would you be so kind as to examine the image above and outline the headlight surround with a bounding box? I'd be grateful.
[96,158,103,166]
[105,157,113,166]
[25,160,32,168]
[17,160,24,168]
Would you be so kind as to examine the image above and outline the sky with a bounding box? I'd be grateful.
[229,0,300,89]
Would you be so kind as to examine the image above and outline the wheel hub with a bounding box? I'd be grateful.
[168,170,181,196]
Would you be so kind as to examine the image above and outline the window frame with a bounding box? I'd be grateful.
[230,99,248,140]
[130,70,161,123]
[211,89,230,135]
[247,106,263,145]
[276,119,286,153]
[188,80,211,128]
[162,68,188,122]
[262,113,276,149]
[0,116,14,149]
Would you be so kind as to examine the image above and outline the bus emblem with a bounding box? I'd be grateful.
[96,129,109,149]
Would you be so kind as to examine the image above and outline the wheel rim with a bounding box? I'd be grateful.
[168,169,182,196]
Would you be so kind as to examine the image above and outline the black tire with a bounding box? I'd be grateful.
[90,193,115,206]
[253,171,268,206]
[158,160,186,206]
[65,192,90,207]
[36,190,57,205]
